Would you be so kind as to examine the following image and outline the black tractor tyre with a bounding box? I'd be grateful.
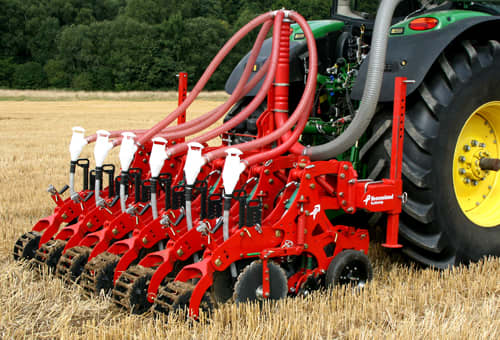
[366,39,500,268]
[326,250,373,288]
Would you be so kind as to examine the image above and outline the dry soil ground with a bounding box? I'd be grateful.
[0,92,498,339]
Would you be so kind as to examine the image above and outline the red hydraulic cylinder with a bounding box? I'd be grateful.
[383,77,408,249]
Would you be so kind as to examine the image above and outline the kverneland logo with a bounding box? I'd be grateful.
[363,194,394,206]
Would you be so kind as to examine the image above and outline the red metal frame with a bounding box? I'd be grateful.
[167,76,409,318]
[177,72,188,143]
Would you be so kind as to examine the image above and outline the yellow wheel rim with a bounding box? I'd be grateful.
[453,101,500,227]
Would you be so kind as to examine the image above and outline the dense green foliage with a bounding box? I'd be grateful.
[0,0,331,90]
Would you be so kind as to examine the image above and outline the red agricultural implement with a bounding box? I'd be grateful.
[14,0,500,319]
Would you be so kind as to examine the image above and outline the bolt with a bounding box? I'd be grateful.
[263,203,269,210]
[459,168,466,175]
[479,143,486,148]
[86,222,93,228]
[275,230,282,238]
[305,210,310,216]
[268,178,274,184]
[304,229,307,235]
[298,162,306,168]
[304,244,308,249]
[489,185,493,190]
[240,253,244,258]
[177,248,184,257]
[471,140,478,147]
[472,180,478,186]
[340,173,346,179]
[347,207,354,213]
[476,202,480,206]
[464,145,471,152]
[142,237,148,244]
[339,192,344,197]
[305,173,311,180]
[343,164,349,171]
[240,232,244,237]
[61,213,68,219]
[348,179,355,185]
[310,183,316,189]
[265,292,270,297]
[170,163,174,168]
[214,258,222,266]
[143,158,147,163]
[464,178,470,184]
[264,169,270,175]
[112,228,119,235]
[483,195,487,199]
[459,156,466,163]
[342,200,347,206]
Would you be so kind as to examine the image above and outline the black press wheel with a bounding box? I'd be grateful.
[326,250,373,288]
[233,260,288,304]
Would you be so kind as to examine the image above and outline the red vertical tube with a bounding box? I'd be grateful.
[177,72,188,142]
[273,20,291,146]
[383,77,406,249]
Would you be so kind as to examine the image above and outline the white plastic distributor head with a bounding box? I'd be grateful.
[94,130,113,167]
[69,126,88,162]
[222,148,246,195]
[184,142,205,186]
[149,137,168,178]
[119,132,137,172]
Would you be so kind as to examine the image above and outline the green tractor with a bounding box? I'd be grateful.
[224,0,500,268]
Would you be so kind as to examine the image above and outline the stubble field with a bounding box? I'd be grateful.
[0,91,498,339]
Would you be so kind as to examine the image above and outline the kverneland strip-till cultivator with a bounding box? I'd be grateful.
[13,0,500,319]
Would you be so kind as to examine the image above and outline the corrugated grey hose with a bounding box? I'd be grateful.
[305,0,402,160]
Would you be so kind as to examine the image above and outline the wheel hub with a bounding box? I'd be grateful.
[453,102,500,227]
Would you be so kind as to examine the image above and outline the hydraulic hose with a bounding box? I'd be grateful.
[203,10,317,163]
[136,12,276,146]
[304,0,403,160]
[168,12,285,160]
[244,94,313,166]
[83,17,273,147]
[159,20,273,142]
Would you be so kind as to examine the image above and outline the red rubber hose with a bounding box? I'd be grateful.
[136,12,276,146]
[166,11,285,159]
[203,10,317,164]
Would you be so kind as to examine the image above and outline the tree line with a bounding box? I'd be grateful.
[0,0,332,91]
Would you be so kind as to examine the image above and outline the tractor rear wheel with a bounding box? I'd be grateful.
[366,39,500,267]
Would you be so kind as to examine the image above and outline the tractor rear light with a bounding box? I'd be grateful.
[409,17,439,31]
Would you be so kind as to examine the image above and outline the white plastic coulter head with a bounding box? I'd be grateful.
[222,148,246,195]
[69,126,88,162]
[149,137,168,178]
[94,130,113,167]
[184,142,205,186]
[119,132,137,172]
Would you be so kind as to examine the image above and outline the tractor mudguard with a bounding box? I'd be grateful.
[224,38,307,96]
[351,16,500,102]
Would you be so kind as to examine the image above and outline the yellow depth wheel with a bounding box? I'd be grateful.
[453,101,500,227]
